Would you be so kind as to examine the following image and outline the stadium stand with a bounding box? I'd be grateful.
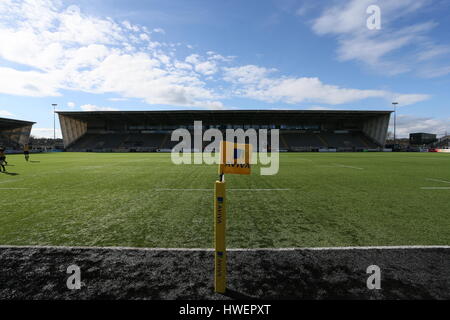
[72,133,168,152]
[0,117,35,151]
[57,110,392,152]
[282,132,323,148]
[28,137,64,152]
[434,135,450,149]
[321,132,378,149]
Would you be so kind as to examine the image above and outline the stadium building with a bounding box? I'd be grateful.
[57,110,392,152]
[409,132,437,146]
[0,117,35,150]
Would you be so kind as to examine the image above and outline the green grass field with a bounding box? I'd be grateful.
[1,152,449,248]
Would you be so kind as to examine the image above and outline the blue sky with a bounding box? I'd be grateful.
[0,0,449,138]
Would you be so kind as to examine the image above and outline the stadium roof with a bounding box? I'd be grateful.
[0,117,36,129]
[57,110,392,125]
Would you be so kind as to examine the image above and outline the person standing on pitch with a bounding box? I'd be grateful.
[0,147,6,172]
[23,144,30,162]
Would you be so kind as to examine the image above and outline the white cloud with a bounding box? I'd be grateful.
[312,0,372,35]
[223,65,276,84]
[417,65,450,78]
[0,110,14,117]
[392,94,431,106]
[0,67,60,97]
[139,33,150,41]
[185,54,219,75]
[122,20,140,32]
[185,54,200,65]
[67,102,76,108]
[31,127,62,139]
[307,106,333,111]
[80,104,118,111]
[312,0,431,35]
[0,0,222,108]
[152,28,165,34]
[174,61,193,70]
[223,65,429,106]
[311,0,450,77]
[416,44,450,62]
[242,77,386,105]
[195,61,217,75]
[0,0,431,110]
[206,51,235,62]
[390,115,450,138]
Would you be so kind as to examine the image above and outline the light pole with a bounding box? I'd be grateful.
[52,104,57,146]
[392,102,398,148]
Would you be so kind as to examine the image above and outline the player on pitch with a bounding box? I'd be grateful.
[0,147,6,172]
[23,144,30,162]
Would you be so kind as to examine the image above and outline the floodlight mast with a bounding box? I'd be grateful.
[392,102,399,148]
[52,104,57,146]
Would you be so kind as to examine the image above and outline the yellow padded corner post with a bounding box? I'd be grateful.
[214,180,226,293]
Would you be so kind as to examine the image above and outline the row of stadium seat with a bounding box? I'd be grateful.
[280,132,378,149]
[70,133,167,151]
[0,137,20,149]
[69,131,271,151]
[68,131,379,152]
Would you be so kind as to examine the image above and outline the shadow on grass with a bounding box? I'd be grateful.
[1,172,20,176]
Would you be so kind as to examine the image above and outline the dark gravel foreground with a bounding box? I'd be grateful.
[0,247,449,300]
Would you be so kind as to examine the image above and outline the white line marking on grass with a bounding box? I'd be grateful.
[229,246,450,251]
[425,178,450,184]
[79,166,105,169]
[333,164,364,170]
[0,179,22,184]
[155,188,213,191]
[420,187,450,190]
[406,157,450,160]
[154,188,291,191]
[229,189,291,191]
[0,245,449,251]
